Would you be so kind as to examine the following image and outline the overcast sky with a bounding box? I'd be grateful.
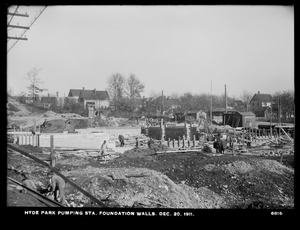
[7,5,294,99]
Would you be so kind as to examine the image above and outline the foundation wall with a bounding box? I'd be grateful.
[148,127,162,140]
[75,127,141,138]
[38,133,115,150]
[165,127,187,140]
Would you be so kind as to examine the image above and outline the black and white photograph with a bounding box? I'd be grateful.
[6,5,294,216]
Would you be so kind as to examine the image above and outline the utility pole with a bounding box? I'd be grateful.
[270,105,272,137]
[224,84,227,125]
[7,7,29,41]
[210,80,212,124]
[7,6,47,53]
[162,90,164,116]
[278,96,281,125]
[225,84,227,113]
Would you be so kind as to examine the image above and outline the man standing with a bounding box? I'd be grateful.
[135,137,140,149]
[100,140,108,156]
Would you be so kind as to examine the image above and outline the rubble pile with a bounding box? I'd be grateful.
[64,166,226,208]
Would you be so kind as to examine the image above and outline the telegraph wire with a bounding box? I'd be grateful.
[7,6,47,53]
[7,5,19,26]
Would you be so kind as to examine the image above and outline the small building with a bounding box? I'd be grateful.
[67,88,84,102]
[223,111,256,128]
[250,91,272,118]
[78,88,110,118]
[210,108,236,125]
[23,96,36,104]
[40,96,57,109]
[186,110,207,121]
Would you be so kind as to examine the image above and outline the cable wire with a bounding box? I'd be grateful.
[7,5,19,26]
[7,6,47,53]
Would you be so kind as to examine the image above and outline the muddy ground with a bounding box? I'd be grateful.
[7,144,294,209]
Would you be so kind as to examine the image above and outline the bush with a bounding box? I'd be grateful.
[7,103,20,112]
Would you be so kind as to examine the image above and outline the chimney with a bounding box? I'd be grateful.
[258,91,260,94]
[93,88,96,94]
[56,91,59,97]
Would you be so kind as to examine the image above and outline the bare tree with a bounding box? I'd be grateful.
[107,73,126,100]
[24,68,47,102]
[170,92,181,99]
[148,90,161,99]
[125,74,145,99]
[240,90,253,111]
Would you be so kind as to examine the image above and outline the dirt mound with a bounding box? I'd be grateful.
[253,159,294,175]
[64,166,226,208]
[122,144,170,158]
[108,151,294,208]
[7,97,31,116]
[222,161,254,174]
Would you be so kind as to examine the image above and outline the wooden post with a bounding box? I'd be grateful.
[182,137,185,148]
[33,120,36,134]
[242,127,244,146]
[193,135,195,147]
[50,135,56,167]
[188,140,190,148]
[25,134,27,145]
[172,139,175,148]
[13,127,16,144]
[167,138,170,147]
[37,134,40,147]
[178,137,180,147]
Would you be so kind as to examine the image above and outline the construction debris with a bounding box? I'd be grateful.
[7,97,294,209]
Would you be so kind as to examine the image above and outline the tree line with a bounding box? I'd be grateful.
[16,68,295,121]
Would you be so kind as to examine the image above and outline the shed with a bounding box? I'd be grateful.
[223,111,256,128]
[186,110,207,121]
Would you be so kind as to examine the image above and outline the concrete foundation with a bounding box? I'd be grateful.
[75,127,141,138]
[148,127,162,140]
[38,133,115,150]
[165,127,187,140]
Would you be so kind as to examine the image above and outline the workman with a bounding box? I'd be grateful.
[118,135,125,147]
[148,137,154,149]
[100,140,108,156]
[135,137,140,149]
[47,171,67,206]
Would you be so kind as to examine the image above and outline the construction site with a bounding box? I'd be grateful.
[7,96,294,210]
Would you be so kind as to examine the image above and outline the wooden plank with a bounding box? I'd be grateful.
[280,127,293,142]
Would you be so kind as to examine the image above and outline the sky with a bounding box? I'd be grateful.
[7,5,294,99]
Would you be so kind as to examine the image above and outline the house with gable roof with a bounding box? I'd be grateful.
[78,88,110,110]
[67,88,83,102]
[250,91,273,118]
